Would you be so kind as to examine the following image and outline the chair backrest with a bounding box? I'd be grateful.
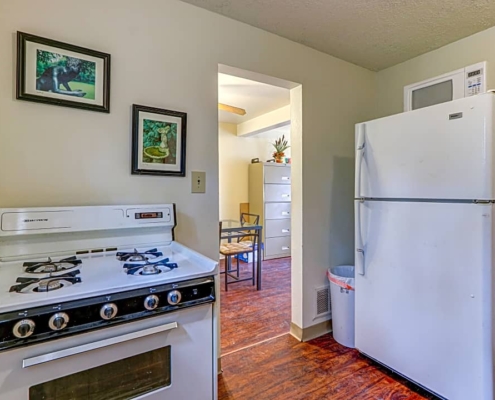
[240,213,260,226]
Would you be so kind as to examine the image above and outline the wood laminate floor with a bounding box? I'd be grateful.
[219,257,291,355]
[218,334,436,400]
[218,257,437,399]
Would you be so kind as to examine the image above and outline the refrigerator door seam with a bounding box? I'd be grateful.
[354,198,494,204]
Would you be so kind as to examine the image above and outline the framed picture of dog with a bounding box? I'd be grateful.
[16,32,111,113]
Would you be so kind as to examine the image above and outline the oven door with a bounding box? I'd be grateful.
[0,304,213,400]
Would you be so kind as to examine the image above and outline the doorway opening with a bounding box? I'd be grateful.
[217,65,302,359]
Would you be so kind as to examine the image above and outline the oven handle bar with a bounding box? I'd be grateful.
[22,322,178,368]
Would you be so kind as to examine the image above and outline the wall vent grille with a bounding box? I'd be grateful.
[314,285,331,319]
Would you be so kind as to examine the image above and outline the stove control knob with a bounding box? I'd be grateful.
[13,319,35,339]
[100,303,118,320]
[167,290,182,306]
[49,312,69,331]
[144,295,159,310]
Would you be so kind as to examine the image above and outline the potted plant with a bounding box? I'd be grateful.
[272,135,290,163]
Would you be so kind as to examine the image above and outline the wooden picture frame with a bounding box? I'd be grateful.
[16,31,111,113]
[131,104,187,177]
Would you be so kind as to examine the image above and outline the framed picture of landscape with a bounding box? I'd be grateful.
[131,104,187,177]
[16,32,111,113]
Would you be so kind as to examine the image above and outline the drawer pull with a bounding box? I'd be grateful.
[282,229,290,233]
[281,211,290,216]
[281,176,290,181]
[282,246,290,251]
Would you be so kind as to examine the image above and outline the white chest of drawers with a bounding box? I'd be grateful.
[249,163,291,260]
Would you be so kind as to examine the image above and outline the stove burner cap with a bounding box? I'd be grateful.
[37,280,63,292]
[140,265,161,275]
[43,265,58,273]
[116,248,163,262]
[127,255,148,262]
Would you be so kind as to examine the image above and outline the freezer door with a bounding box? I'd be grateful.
[355,200,494,400]
[355,94,495,200]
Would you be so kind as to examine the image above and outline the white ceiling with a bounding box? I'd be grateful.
[182,0,495,71]
[255,123,290,140]
[218,73,290,124]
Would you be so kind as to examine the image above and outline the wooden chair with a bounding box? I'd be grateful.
[219,221,256,291]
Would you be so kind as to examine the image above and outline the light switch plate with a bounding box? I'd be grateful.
[191,171,206,193]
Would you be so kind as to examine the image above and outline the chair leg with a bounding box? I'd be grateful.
[225,256,229,292]
[236,257,240,278]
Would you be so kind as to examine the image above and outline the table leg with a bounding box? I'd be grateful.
[227,234,232,273]
[257,227,263,290]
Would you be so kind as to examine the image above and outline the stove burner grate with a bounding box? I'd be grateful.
[23,256,82,274]
[116,248,163,262]
[123,258,178,276]
[9,270,82,293]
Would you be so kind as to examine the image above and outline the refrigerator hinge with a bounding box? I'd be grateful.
[473,200,494,204]
[357,198,366,203]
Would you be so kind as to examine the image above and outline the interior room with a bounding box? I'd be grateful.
[1,1,495,399]
[218,72,293,356]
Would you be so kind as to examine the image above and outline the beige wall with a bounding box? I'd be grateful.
[219,122,283,220]
[0,0,376,329]
[376,26,495,118]
[219,123,247,221]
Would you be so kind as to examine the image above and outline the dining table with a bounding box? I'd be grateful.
[220,219,263,290]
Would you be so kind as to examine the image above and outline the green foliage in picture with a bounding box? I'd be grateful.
[36,50,96,99]
[142,119,178,165]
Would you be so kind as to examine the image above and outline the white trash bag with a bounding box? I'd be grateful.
[327,265,355,348]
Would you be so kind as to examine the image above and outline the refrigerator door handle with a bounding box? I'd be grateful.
[355,199,365,276]
[356,248,365,276]
[355,124,366,198]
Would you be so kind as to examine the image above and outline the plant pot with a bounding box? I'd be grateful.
[273,152,285,163]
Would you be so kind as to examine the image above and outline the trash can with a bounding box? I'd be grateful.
[327,265,355,348]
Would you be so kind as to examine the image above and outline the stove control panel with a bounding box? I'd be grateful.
[100,303,118,320]
[12,319,35,339]
[167,290,182,305]
[0,276,215,352]
[48,312,69,331]
[144,295,159,310]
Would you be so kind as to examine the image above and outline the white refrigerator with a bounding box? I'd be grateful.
[355,93,495,400]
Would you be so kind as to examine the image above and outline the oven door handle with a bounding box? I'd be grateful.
[22,322,178,368]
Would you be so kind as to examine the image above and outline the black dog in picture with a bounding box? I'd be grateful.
[36,57,86,97]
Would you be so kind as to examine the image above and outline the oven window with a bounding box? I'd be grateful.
[29,346,171,400]
[412,80,453,110]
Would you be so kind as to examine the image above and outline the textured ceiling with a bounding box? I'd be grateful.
[218,73,289,124]
[182,0,495,71]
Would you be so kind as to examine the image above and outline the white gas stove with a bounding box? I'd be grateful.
[0,243,215,313]
[0,204,218,400]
